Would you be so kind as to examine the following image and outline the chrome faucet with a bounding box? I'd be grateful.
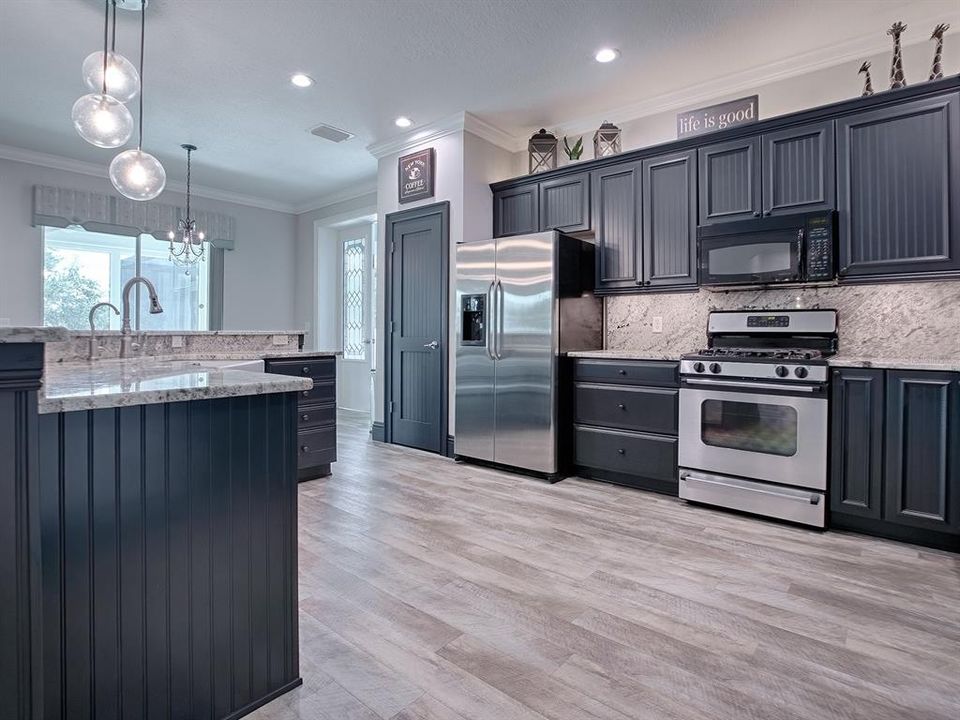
[120,276,163,358]
[88,301,120,360]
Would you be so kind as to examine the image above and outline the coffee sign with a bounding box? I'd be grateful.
[398,148,435,204]
[677,95,759,138]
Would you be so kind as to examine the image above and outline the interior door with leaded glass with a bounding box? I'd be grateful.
[338,224,373,413]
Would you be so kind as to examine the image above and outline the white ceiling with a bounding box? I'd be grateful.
[0,0,956,212]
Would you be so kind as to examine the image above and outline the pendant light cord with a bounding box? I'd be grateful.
[100,0,109,94]
[137,0,145,150]
[110,0,116,52]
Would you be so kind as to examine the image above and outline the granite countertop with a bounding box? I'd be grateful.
[0,326,71,343]
[827,356,960,372]
[47,349,342,365]
[565,349,685,361]
[40,359,313,414]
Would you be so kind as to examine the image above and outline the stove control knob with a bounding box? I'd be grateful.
[693,362,705,373]
[794,366,809,379]
[775,365,789,378]
[709,363,722,374]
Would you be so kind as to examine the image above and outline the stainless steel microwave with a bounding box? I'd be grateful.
[698,210,836,287]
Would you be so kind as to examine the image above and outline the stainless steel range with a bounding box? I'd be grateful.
[678,309,838,527]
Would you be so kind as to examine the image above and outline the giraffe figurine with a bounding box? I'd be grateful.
[888,21,907,89]
[859,61,874,96]
[929,23,950,81]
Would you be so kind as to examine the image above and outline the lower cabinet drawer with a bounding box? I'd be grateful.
[298,403,335,429]
[574,424,677,482]
[573,359,678,387]
[298,427,336,467]
[268,357,336,381]
[574,382,678,434]
[299,380,335,406]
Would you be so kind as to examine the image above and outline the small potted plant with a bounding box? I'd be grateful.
[562,135,584,164]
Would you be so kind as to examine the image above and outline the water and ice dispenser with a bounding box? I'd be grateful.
[460,294,486,346]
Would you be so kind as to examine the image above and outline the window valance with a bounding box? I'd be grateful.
[32,185,236,250]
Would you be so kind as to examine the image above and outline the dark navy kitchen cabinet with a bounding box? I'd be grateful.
[836,92,960,278]
[830,368,884,519]
[698,136,761,224]
[762,120,835,216]
[884,370,960,535]
[494,184,539,237]
[591,161,643,290]
[642,149,698,287]
[831,366,960,551]
[539,172,590,233]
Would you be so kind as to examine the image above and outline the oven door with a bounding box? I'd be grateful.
[679,378,827,490]
[699,227,802,286]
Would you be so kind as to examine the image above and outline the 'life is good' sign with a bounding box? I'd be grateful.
[677,96,759,138]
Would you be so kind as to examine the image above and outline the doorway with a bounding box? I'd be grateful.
[383,202,449,454]
[337,223,376,414]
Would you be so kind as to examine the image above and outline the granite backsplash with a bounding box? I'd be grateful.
[605,281,960,360]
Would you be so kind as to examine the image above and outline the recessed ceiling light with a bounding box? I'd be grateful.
[290,73,313,88]
[594,48,620,63]
[395,116,413,128]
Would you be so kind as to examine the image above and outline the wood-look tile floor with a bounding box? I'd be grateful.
[251,410,960,720]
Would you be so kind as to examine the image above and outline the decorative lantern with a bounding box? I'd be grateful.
[593,121,622,158]
[528,128,558,174]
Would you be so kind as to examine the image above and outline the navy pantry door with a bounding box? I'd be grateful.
[385,202,449,453]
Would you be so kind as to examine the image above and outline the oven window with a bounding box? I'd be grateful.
[706,242,794,275]
[701,399,798,456]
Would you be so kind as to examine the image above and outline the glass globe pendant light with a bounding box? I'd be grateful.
[81,0,140,103]
[110,0,165,201]
[73,0,133,147]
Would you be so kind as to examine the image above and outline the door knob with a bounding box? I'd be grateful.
[424,340,439,349]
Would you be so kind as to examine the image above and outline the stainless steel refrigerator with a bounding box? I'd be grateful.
[455,231,601,477]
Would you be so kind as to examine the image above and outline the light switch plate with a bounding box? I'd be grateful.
[171,335,184,348]
[652,316,663,333]
[272,334,288,346]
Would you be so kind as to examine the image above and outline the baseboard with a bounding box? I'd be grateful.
[224,677,303,720]
[830,513,960,553]
[446,434,455,458]
[371,421,385,442]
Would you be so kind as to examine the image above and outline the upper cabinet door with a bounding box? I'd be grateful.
[698,136,761,225]
[762,121,835,216]
[642,150,697,287]
[884,370,960,535]
[837,93,960,277]
[494,185,539,237]
[539,173,590,233]
[591,162,642,290]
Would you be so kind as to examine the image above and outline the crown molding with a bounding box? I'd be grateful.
[0,143,300,214]
[292,180,378,215]
[546,15,960,137]
[462,112,525,153]
[365,112,468,159]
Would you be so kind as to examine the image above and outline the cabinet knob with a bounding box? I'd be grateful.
[302,390,310,397]
[301,414,309,421]
[753,211,761,217]
[300,445,310,453]
[302,366,310,374]
[617,448,625,455]
[617,403,626,410]
[618,369,626,375]
[764,210,772,216]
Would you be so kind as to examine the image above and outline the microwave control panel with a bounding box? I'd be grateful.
[804,213,835,281]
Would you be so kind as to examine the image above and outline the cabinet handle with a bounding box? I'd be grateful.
[617,403,626,410]
[618,369,626,375]
[617,448,625,455]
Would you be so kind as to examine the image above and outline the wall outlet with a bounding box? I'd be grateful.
[272,334,288,346]
[652,316,663,333]
[171,335,184,348]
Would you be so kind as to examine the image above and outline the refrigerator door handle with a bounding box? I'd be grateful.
[484,280,496,360]
[495,279,504,359]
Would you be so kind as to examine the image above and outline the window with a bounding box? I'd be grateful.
[43,226,210,331]
[341,236,366,360]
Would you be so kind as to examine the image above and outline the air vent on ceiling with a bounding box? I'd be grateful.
[309,124,355,143]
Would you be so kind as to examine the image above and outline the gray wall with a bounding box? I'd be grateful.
[0,157,299,330]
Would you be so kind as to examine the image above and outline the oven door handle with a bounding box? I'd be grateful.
[681,472,822,505]
[683,378,819,393]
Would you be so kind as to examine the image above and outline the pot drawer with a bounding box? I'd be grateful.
[298,402,335,429]
[574,383,678,435]
[268,357,336,381]
[574,424,677,481]
[298,380,335,407]
[298,426,337,467]
[573,359,678,387]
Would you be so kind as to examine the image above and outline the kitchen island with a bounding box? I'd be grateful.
[1,329,315,720]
